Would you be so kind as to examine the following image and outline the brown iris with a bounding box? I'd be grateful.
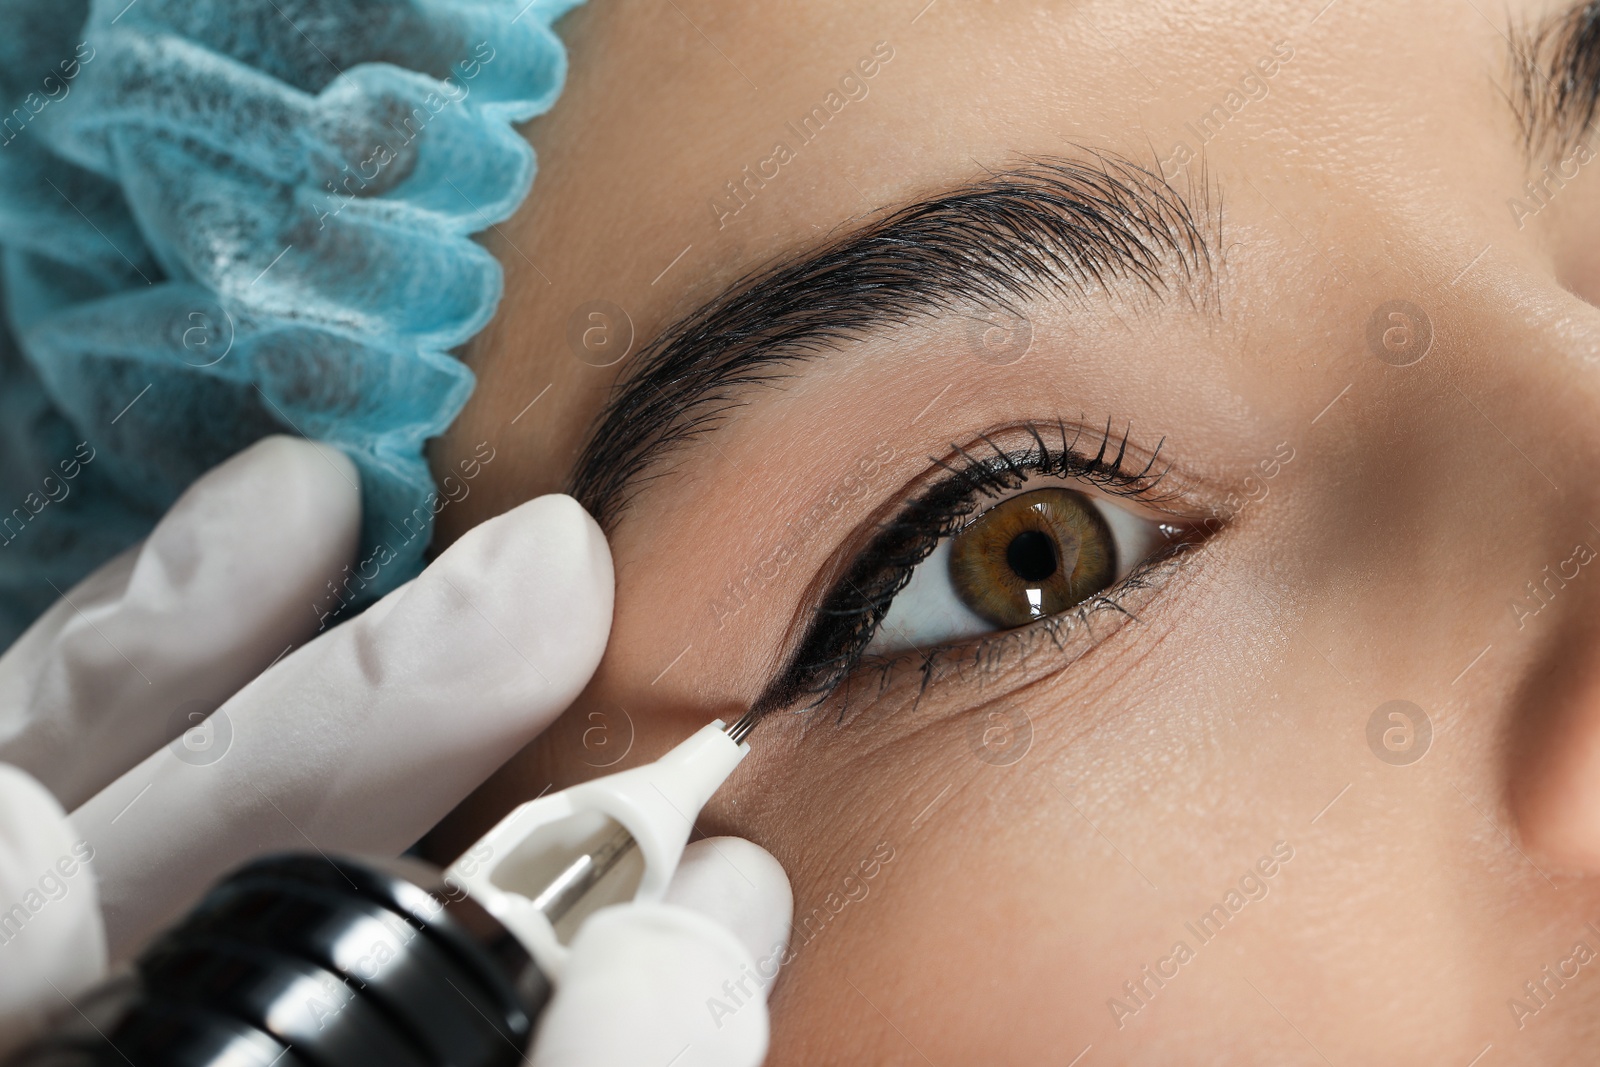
[947,488,1117,628]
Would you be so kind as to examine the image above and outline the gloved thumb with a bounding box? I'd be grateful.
[531,838,792,1067]
[0,764,104,1057]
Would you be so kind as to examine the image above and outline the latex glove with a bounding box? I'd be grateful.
[0,436,613,1045]
[0,435,362,813]
[73,468,614,960]
[533,836,794,1067]
[0,434,795,1066]
[0,434,362,1049]
[0,765,102,1051]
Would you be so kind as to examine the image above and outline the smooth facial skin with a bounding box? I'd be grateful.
[426,0,1600,1061]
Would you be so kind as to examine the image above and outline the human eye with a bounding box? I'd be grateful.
[755,421,1208,713]
[863,480,1167,656]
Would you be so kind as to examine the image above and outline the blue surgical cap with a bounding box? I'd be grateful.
[0,0,581,644]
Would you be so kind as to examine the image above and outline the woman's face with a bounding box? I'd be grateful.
[428,0,1600,1060]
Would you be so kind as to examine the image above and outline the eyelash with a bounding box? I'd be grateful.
[1513,0,1600,156]
[753,420,1197,716]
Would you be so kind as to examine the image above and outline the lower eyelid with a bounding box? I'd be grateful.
[836,546,1200,722]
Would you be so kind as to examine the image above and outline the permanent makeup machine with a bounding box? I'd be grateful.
[4,715,759,1067]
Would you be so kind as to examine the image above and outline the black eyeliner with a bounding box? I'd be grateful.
[750,420,1179,717]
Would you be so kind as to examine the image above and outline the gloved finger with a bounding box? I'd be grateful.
[530,839,792,1067]
[530,904,773,1067]
[0,764,105,1058]
[0,436,360,810]
[665,837,793,979]
[72,493,613,961]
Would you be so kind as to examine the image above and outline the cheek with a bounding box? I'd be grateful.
[755,751,1173,1064]
[713,601,1332,1063]
[719,703,1126,1060]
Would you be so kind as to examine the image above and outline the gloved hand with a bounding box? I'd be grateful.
[532,836,794,1067]
[0,436,792,1065]
[0,765,103,1052]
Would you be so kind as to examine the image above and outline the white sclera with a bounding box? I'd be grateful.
[863,484,1164,656]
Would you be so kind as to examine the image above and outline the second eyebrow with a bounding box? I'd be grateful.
[569,152,1221,528]
[1510,0,1600,157]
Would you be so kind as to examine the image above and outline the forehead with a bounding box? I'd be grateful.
[436,0,1521,535]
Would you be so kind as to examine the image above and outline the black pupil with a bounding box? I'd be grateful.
[1006,529,1058,583]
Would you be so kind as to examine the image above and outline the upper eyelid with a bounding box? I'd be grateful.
[926,421,1213,519]
[750,421,1211,714]
[822,421,1198,626]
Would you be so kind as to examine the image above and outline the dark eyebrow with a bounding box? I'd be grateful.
[1510,0,1600,157]
[567,152,1219,528]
